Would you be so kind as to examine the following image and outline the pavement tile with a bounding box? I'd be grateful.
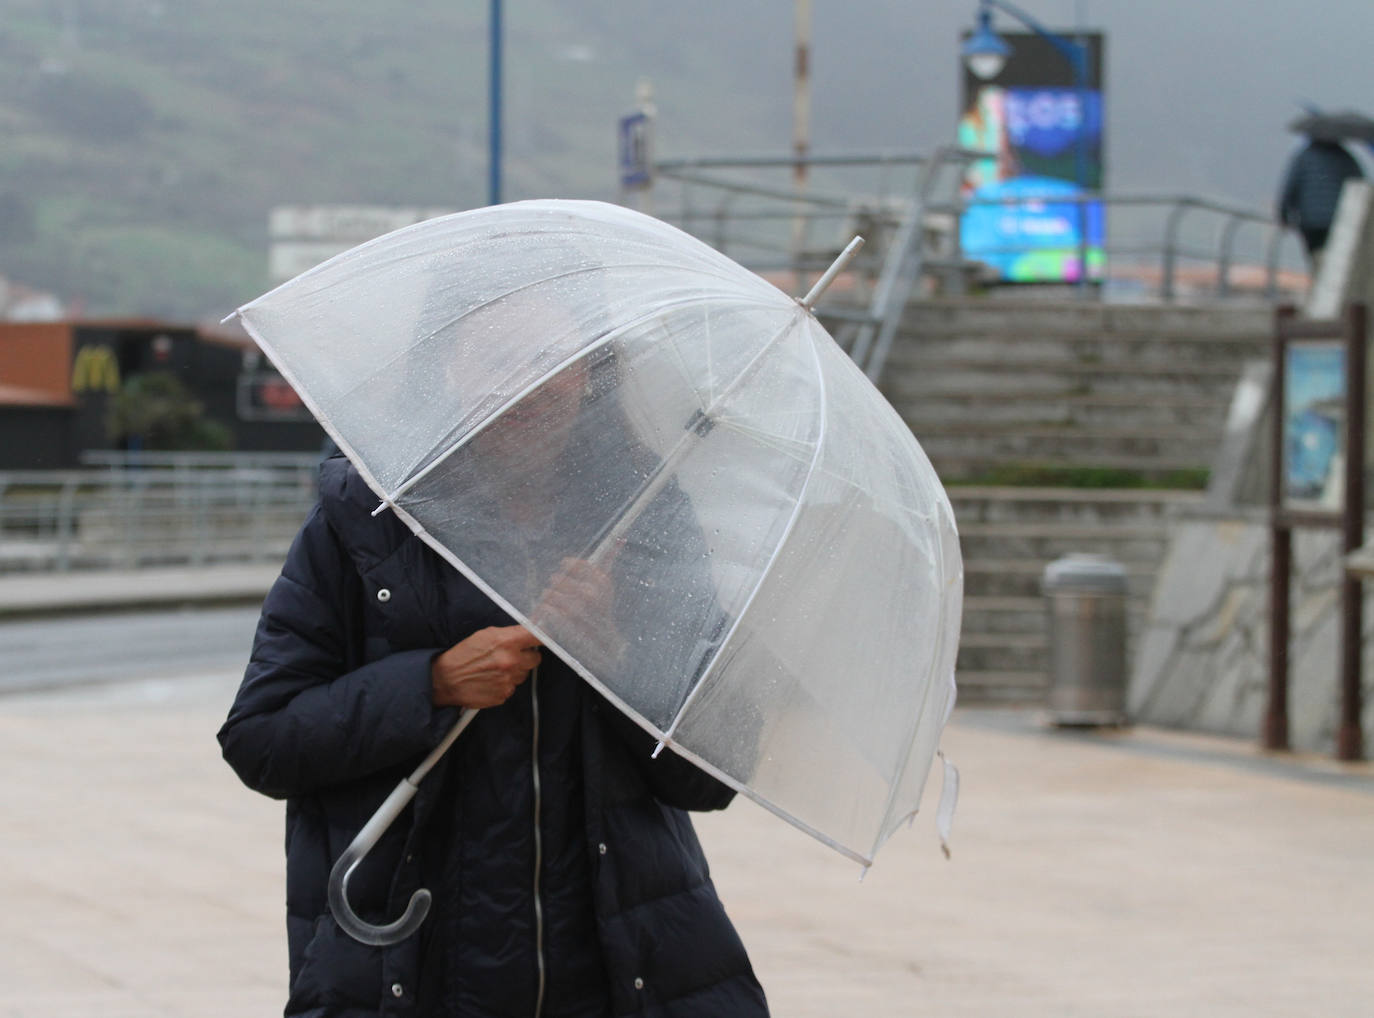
[2,670,1372,1017]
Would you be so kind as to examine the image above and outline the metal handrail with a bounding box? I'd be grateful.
[657,152,932,170]
[0,464,318,572]
[647,150,1308,315]
[79,450,321,470]
[847,146,980,380]
[930,190,1301,302]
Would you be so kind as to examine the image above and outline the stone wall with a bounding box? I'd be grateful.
[1127,510,1374,753]
[1129,187,1374,754]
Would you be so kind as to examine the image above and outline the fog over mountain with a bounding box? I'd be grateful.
[661,0,1374,207]
[1,0,1371,316]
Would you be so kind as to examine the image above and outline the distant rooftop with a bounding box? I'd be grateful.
[0,274,65,323]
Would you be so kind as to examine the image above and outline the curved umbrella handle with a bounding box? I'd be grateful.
[328,779,431,945]
[327,708,479,946]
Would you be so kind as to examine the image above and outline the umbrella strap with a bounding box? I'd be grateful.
[935,750,959,860]
[934,669,959,858]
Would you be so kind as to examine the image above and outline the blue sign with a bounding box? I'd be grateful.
[1283,342,1346,506]
[960,175,1104,283]
[618,111,651,189]
[1004,88,1103,157]
[958,31,1106,284]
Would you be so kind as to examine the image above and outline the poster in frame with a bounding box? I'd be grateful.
[1282,339,1347,512]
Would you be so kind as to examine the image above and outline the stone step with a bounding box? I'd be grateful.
[956,632,1049,674]
[886,332,1269,367]
[934,453,1213,484]
[949,487,1203,527]
[884,358,1247,399]
[961,595,1148,635]
[896,391,1230,430]
[869,300,1268,704]
[961,557,1159,600]
[897,300,1271,338]
[958,520,1174,565]
[954,669,1049,705]
[961,596,1046,635]
[919,426,1214,465]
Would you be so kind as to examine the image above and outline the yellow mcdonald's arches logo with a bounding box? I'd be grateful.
[71,345,121,394]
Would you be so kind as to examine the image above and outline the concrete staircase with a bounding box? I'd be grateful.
[948,486,1202,702]
[872,298,1273,703]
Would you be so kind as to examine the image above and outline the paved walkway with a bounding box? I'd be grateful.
[1,667,1371,1017]
[0,562,278,618]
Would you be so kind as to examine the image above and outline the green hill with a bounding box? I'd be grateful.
[0,1,797,319]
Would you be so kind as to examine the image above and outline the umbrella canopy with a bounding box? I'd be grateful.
[232,199,961,866]
[1288,110,1374,143]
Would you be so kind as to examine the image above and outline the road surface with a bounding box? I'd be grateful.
[0,607,258,695]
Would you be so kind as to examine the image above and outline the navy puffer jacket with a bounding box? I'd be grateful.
[1278,140,1365,232]
[219,456,769,1018]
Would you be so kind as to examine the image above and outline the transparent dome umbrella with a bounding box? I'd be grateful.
[228,199,962,945]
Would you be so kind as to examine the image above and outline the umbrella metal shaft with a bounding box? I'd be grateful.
[798,236,864,311]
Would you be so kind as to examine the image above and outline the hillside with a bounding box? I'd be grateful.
[0,1,805,319]
[0,1,1318,322]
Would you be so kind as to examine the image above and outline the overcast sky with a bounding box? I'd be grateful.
[621,0,1374,212]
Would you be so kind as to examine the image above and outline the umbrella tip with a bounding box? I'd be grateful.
[798,236,865,312]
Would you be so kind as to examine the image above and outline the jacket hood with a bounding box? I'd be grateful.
[317,453,415,576]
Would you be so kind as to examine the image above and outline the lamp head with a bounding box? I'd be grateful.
[962,8,1010,80]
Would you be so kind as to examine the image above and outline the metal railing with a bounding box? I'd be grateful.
[929,191,1308,302]
[645,151,1310,311]
[650,150,964,283]
[648,148,979,381]
[0,452,320,572]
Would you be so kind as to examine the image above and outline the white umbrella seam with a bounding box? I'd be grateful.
[326,262,760,413]
[867,496,952,861]
[378,291,787,507]
[656,315,829,749]
[361,490,880,863]
[234,316,396,508]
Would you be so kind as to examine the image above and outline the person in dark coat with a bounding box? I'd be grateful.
[218,358,769,1018]
[1277,138,1365,265]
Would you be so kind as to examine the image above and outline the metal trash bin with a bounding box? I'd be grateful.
[1042,553,1129,726]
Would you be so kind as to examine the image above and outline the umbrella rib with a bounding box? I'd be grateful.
[330,259,767,418]
[656,323,831,752]
[705,412,956,860]
[575,301,811,565]
[867,549,950,862]
[378,292,786,508]
[328,262,671,410]
[234,314,399,517]
[712,417,939,530]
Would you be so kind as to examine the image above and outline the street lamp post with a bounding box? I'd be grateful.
[961,0,1093,287]
[489,0,503,206]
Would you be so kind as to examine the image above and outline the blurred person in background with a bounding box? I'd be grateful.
[1278,137,1365,270]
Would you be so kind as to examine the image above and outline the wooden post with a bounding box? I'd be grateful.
[1337,302,1366,761]
[1266,305,1293,751]
[1272,302,1368,760]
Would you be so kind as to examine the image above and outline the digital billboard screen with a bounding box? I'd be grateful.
[958,31,1105,284]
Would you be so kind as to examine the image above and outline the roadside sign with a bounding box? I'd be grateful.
[268,242,354,283]
[269,206,456,240]
[237,370,314,422]
[618,111,652,189]
[268,205,457,284]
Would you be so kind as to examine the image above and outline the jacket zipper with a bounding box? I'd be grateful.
[530,663,546,1018]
